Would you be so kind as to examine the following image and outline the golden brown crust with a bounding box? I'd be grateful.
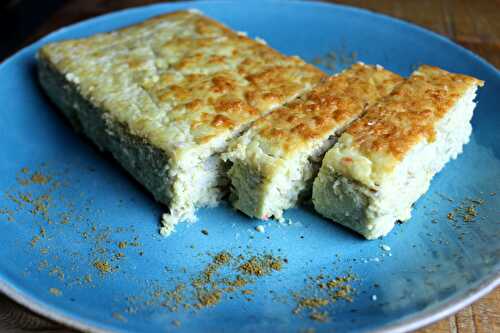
[38,10,325,156]
[245,63,403,157]
[345,65,484,159]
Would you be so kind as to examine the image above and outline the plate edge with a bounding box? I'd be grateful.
[0,1,498,332]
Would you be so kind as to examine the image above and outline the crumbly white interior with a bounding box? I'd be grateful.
[259,136,337,220]
[224,128,337,220]
[313,86,478,239]
[160,150,228,235]
[39,11,325,237]
[39,54,230,237]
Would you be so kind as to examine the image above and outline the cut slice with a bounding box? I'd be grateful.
[223,63,403,220]
[313,65,484,239]
[37,10,325,235]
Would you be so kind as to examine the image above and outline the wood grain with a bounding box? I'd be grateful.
[0,1,498,332]
[333,0,500,68]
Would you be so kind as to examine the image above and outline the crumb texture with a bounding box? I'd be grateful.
[224,63,402,219]
[313,66,484,239]
[38,10,325,232]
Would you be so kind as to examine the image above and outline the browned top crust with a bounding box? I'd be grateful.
[227,63,403,162]
[324,65,484,187]
[345,65,484,159]
[38,10,325,162]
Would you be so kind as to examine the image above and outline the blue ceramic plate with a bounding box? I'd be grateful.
[0,1,499,332]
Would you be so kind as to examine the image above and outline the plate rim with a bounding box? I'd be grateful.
[0,1,498,332]
[1,268,499,333]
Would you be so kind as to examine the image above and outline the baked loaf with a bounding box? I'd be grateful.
[313,65,484,239]
[37,10,325,235]
[223,63,403,220]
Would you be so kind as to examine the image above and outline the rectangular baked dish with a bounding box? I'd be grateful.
[223,63,403,220]
[37,10,325,235]
[312,65,484,239]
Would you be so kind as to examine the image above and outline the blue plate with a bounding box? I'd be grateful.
[0,1,499,332]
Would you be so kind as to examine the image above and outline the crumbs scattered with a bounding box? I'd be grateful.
[380,244,391,252]
[255,225,265,233]
[84,274,92,284]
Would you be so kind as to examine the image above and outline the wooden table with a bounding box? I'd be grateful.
[0,1,498,332]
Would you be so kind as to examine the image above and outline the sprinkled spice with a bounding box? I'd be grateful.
[238,255,283,276]
[112,312,127,322]
[4,165,370,327]
[31,172,50,185]
[0,208,15,222]
[299,298,329,309]
[213,251,232,265]
[309,311,329,322]
[292,273,356,321]
[196,290,221,308]
[49,287,62,296]
[94,260,112,274]
[30,235,41,247]
[38,260,49,270]
[447,197,485,224]
[312,50,358,72]
[128,251,287,313]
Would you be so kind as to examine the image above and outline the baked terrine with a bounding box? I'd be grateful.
[312,65,484,239]
[37,10,325,235]
[223,63,403,220]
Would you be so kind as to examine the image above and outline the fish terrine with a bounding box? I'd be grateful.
[37,10,325,235]
[313,65,484,239]
[223,63,403,220]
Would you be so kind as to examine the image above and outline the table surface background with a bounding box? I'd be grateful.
[0,0,498,332]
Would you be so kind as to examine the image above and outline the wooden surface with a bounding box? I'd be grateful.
[0,1,498,332]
